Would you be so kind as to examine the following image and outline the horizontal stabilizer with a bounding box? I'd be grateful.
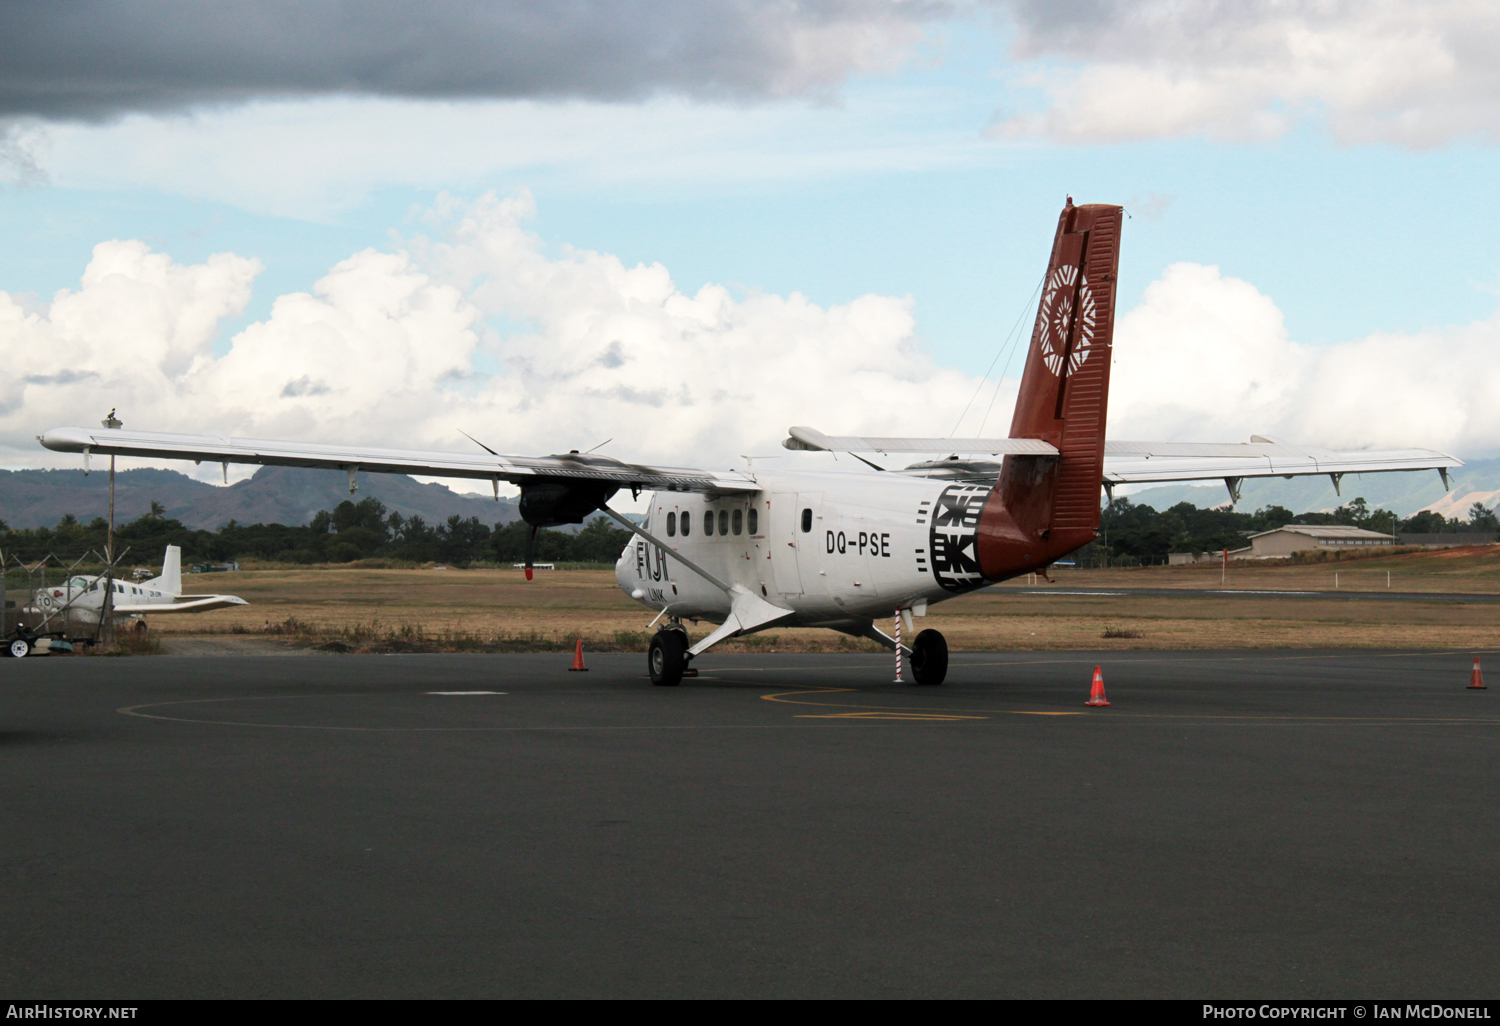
[783,426,1058,456]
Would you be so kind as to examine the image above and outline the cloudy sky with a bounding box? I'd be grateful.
[3,0,1500,500]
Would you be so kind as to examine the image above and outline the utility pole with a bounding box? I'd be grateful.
[100,409,121,648]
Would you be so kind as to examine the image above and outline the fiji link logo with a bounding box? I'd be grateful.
[1038,264,1096,377]
[929,484,987,592]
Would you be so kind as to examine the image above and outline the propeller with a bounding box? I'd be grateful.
[524,525,537,581]
[459,429,499,456]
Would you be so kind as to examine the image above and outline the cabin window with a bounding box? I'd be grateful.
[681,511,691,536]
[732,509,743,535]
[666,512,676,537]
[704,510,714,536]
[748,508,759,535]
[718,510,729,535]
[801,508,813,532]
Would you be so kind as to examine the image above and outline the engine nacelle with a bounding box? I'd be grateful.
[518,479,619,527]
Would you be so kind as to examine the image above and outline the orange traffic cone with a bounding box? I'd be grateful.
[568,637,588,672]
[1470,657,1486,689]
[1086,665,1110,706]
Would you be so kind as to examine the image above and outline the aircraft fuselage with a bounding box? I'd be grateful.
[614,467,1063,627]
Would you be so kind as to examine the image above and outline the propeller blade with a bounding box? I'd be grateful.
[524,525,537,581]
[459,429,500,456]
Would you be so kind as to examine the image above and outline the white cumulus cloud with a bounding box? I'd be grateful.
[0,191,976,489]
[1108,262,1500,456]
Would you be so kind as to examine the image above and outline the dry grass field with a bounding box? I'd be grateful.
[158,544,1500,653]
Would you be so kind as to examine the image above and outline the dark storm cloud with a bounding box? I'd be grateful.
[0,0,951,120]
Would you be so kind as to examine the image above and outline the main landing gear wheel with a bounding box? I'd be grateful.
[649,630,688,687]
[9,637,31,658]
[911,629,948,686]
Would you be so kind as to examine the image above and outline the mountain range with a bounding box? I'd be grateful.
[0,466,520,531]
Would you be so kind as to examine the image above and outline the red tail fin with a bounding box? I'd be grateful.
[977,199,1123,578]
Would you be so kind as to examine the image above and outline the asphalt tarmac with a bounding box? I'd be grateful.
[4,649,1499,999]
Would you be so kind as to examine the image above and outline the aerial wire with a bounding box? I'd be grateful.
[976,279,1042,438]
[949,273,1044,438]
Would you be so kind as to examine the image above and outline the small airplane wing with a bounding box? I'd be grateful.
[114,595,249,614]
[39,427,758,494]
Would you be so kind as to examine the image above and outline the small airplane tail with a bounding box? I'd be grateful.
[978,198,1123,577]
[145,545,183,595]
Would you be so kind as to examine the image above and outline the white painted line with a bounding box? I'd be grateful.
[426,691,506,695]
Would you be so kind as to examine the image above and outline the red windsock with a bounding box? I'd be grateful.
[1086,665,1110,707]
[568,637,588,672]
[1470,657,1486,689]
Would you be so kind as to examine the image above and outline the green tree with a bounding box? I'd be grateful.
[1468,502,1499,531]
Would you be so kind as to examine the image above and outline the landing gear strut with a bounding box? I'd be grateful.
[648,627,689,687]
[911,629,948,686]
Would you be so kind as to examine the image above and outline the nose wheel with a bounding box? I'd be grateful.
[648,628,688,686]
[910,629,948,686]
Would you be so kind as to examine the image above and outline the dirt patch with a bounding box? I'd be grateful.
[156,636,323,657]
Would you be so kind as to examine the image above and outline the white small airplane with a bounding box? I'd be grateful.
[23,544,247,635]
[39,200,1459,684]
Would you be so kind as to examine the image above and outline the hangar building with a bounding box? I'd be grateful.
[1242,524,1395,558]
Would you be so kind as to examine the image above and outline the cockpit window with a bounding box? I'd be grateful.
[666,511,676,537]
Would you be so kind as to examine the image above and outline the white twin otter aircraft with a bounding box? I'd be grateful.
[41,200,1458,685]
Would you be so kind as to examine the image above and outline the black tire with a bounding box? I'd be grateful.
[648,630,688,687]
[132,620,149,634]
[911,629,948,686]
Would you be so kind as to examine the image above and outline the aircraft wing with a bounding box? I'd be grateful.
[784,426,1460,498]
[114,595,249,614]
[1101,439,1460,487]
[39,426,758,494]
